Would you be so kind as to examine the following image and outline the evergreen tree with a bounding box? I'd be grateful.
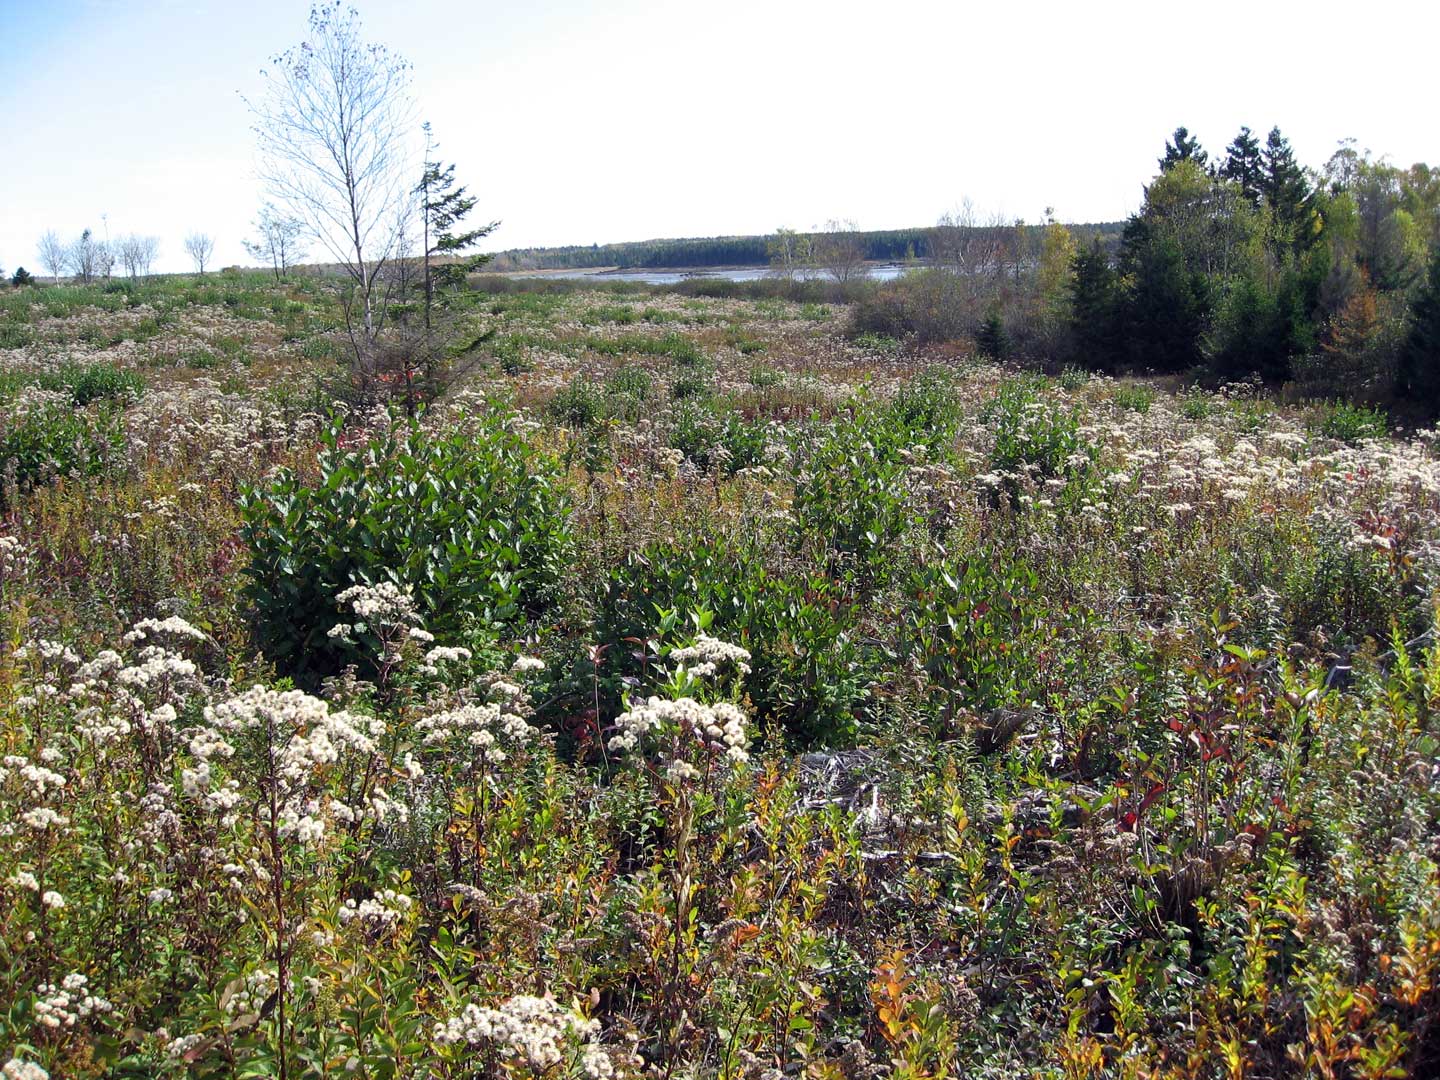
[1123,234,1209,373]
[11,267,33,287]
[1262,127,1314,248]
[1398,246,1440,411]
[1068,240,1121,371]
[1160,126,1208,173]
[977,310,1010,360]
[1220,126,1264,206]
[416,123,499,329]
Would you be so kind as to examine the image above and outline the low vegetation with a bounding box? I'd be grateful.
[1,268,1438,1078]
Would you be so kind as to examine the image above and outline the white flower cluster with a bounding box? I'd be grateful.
[433,994,613,1079]
[338,888,413,931]
[200,686,386,841]
[415,702,535,765]
[164,1033,206,1061]
[0,535,27,577]
[608,696,750,765]
[122,616,208,645]
[336,581,419,626]
[7,870,39,891]
[669,634,752,679]
[224,969,278,1018]
[34,973,112,1028]
[2,1060,48,1080]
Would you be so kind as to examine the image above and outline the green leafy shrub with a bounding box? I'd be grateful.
[0,322,33,348]
[239,408,574,683]
[582,304,638,326]
[1179,387,1216,419]
[668,404,772,475]
[851,331,901,355]
[670,369,711,401]
[984,377,1094,494]
[1112,383,1156,413]
[1312,401,1389,443]
[547,375,608,430]
[901,552,1047,726]
[54,362,145,405]
[605,365,653,419]
[793,405,921,592]
[0,399,127,509]
[597,537,870,747]
[890,366,962,437]
[0,362,145,406]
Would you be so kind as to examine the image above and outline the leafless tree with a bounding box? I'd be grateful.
[37,231,67,284]
[184,233,215,275]
[931,201,1016,278]
[65,230,111,285]
[118,235,161,280]
[814,218,867,285]
[246,1,417,354]
[243,204,308,282]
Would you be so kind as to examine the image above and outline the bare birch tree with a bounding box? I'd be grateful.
[37,231,67,285]
[246,1,416,358]
[184,233,215,275]
[243,204,308,282]
[118,235,161,280]
[66,230,111,285]
[814,218,866,285]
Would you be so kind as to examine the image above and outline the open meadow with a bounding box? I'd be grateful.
[0,271,1437,1077]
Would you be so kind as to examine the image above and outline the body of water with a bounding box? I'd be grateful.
[504,263,918,285]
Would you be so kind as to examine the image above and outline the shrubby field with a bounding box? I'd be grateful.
[0,272,1438,1078]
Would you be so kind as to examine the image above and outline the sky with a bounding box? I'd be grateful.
[1,0,1436,275]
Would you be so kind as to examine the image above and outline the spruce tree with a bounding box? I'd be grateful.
[416,123,499,330]
[1068,240,1121,371]
[1160,126,1208,173]
[1221,126,1264,206]
[11,267,33,287]
[1262,127,1314,248]
[1124,235,1208,373]
[977,310,1010,361]
[1398,247,1440,412]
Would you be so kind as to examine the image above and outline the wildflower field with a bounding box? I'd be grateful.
[1,272,1438,1078]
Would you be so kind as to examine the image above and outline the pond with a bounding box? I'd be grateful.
[504,263,919,285]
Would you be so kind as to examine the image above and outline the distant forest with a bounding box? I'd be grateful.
[487,223,1128,271]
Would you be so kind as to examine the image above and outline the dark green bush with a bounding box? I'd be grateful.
[0,401,127,509]
[984,377,1094,488]
[0,323,33,349]
[547,375,607,430]
[51,362,146,405]
[900,552,1047,726]
[1312,401,1389,443]
[604,365,652,419]
[596,536,871,747]
[239,408,575,683]
[792,408,919,593]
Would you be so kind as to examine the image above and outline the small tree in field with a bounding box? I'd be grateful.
[185,232,215,275]
[243,204,308,282]
[815,218,866,285]
[12,267,34,287]
[117,235,160,280]
[66,229,111,285]
[37,231,67,284]
[416,122,498,330]
[247,1,417,357]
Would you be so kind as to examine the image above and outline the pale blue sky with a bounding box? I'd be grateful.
[1,0,1436,274]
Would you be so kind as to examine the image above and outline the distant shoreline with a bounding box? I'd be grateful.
[488,260,923,278]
